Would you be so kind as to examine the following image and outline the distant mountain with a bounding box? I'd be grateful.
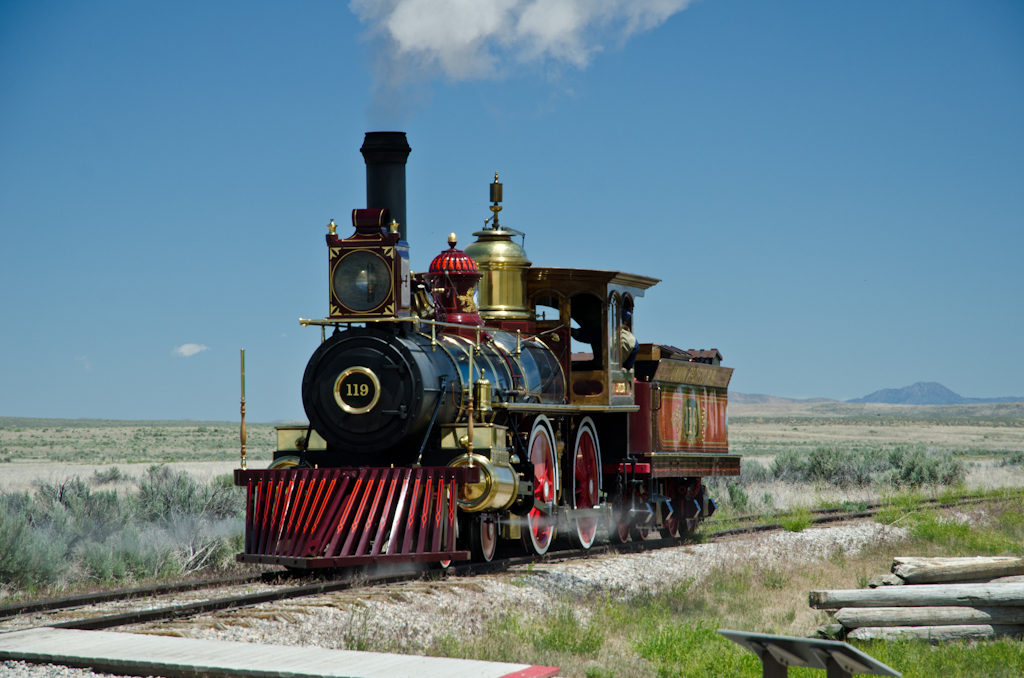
[730,393,837,405]
[847,382,1023,405]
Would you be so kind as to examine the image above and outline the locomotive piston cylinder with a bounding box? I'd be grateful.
[448,452,519,512]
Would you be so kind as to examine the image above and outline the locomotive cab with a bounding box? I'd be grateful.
[526,268,658,407]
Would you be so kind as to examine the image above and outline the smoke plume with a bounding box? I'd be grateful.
[351,0,694,121]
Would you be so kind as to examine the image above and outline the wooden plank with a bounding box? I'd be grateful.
[370,470,402,556]
[385,469,412,556]
[268,476,296,555]
[277,472,308,555]
[340,469,380,557]
[401,469,425,554]
[809,583,1024,609]
[495,402,640,414]
[836,606,1024,628]
[243,477,255,553]
[289,470,324,557]
[847,624,1024,642]
[893,556,1024,584]
[415,470,435,554]
[303,474,345,557]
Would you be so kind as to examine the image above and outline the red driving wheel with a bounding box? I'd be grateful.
[522,416,557,555]
[569,417,601,549]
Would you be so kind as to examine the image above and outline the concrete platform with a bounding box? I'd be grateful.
[0,628,560,678]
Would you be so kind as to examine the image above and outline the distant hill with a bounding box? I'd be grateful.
[847,382,1023,405]
[730,393,837,405]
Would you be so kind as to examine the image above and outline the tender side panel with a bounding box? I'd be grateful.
[629,360,738,477]
[656,385,729,453]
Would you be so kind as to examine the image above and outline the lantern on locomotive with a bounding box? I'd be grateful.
[327,129,413,323]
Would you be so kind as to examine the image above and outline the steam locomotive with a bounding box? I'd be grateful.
[233,132,740,567]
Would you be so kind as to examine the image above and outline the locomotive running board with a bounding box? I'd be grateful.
[234,466,477,568]
[602,454,741,478]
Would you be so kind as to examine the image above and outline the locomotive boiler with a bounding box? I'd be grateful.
[234,132,740,567]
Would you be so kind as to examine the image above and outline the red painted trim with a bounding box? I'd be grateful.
[499,666,561,678]
[602,462,651,475]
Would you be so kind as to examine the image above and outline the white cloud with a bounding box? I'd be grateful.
[75,355,92,371]
[351,0,693,82]
[172,343,210,358]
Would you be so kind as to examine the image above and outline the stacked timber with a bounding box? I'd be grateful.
[812,557,1024,641]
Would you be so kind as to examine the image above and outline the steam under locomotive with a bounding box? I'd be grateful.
[233,132,740,566]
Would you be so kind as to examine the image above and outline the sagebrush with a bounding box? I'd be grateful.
[0,466,244,594]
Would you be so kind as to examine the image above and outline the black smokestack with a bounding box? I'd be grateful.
[360,132,411,242]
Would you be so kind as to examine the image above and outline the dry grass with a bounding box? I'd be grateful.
[0,419,276,465]
[729,401,1024,457]
[721,402,1024,513]
[0,418,277,494]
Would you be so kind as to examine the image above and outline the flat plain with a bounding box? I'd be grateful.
[725,401,1024,511]
[729,400,1024,456]
[0,417,277,493]
[2,402,1023,495]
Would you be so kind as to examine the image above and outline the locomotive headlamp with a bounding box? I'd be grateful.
[327,208,410,319]
[332,250,393,312]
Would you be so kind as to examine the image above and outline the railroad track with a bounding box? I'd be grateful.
[705,489,1024,537]
[2,490,1014,634]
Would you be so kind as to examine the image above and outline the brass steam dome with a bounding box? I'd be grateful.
[463,173,533,321]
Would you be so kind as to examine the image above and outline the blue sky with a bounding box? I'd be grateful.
[1,0,1022,422]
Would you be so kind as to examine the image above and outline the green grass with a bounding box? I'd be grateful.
[532,605,604,655]
[780,506,812,532]
[634,621,758,677]
[874,489,1024,555]
[849,639,1024,678]
[905,500,1024,556]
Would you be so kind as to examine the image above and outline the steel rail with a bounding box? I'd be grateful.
[11,492,1015,632]
[705,494,1001,539]
[49,571,419,631]
[0,574,265,620]
[47,538,691,632]
[706,489,1024,528]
